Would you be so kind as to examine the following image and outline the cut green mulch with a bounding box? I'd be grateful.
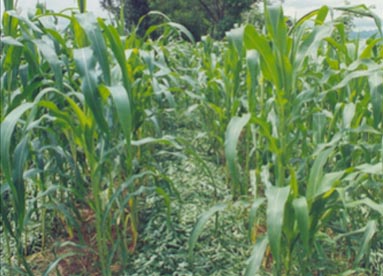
[122,156,255,276]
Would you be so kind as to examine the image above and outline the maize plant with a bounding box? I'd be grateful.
[1,1,189,274]
[190,2,382,275]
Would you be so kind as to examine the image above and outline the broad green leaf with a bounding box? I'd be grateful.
[1,36,23,47]
[251,116,279,154]
[295,24,333,71]
[293,197,310,253]
[325,37,347,56]
[356,163,383,175]
[360,38,381,59]
[313,133,342,156]
[313,112,327,144]
[354,220,377,266]
[306,148,333,201]
[265,185,290,270]
[350,125,381,135]
[244,24,278,87]
[63,93,90,128]
[73,46,96,76]
[76,13,111,85]
[346,198,383,216]
[103,85,131,173]
[7,11,42,34]
[12,136,29,232]
[225,114,251,197]
[315,6,329,25]
[43,28,69,52]
[77,0,87,13]
[73,47,109,133]
[246,50,258,113]
[188,203,227,261]
[226,26,244,56]
[139,10,171,24]
[265,4,287,55]
[131,136,181,149]
[34,37,63,91]
[2,44,23,74]
[1,102,34,182]
[104,85,131,140]
[244,235,268,276]
[167,22,195,43]
[2,11,19,37]
[329,64,383,91]
[140,50,155,76]
[37,89,89,130]
[99,21,132,104]
[3,0,14,10]
[342,103,355,129]
[72,17,88,47]
[316,171,344,198]
[143,21,195,43]
[290,6,328,33]
[368,71,383,128]
[289,167,298,197]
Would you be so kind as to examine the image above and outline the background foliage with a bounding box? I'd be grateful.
[100,0,259,39]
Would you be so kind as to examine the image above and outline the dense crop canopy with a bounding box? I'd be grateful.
[1,1,382,275]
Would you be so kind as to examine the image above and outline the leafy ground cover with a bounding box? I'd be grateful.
[1,1,383,275]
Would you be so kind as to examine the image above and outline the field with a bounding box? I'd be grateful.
[1,1,383,275]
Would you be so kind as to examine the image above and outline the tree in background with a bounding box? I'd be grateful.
[151,0,258,39]
[100,0,150,31]
[196,0,257,38]
[148,0,208,40]
[242,2,265,31]
[100,0,259,40]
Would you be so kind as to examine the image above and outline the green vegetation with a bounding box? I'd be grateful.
[101,0,259,39]
[1,0,382,275]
